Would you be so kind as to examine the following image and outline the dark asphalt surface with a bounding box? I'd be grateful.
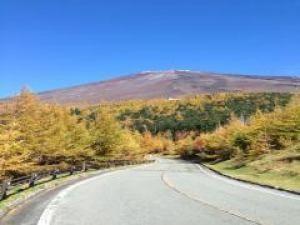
[1,158,300,225]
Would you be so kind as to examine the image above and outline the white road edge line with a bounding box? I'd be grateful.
[37,164,151,225]
[197,164,300,201]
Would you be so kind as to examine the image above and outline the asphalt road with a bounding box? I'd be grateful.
[2,158,300,225]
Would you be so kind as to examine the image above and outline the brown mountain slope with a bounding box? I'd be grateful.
[38,70,300,104]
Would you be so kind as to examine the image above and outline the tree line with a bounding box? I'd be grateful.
[117,92,292,136]
[0,90,141,180]
[0,90,296,180]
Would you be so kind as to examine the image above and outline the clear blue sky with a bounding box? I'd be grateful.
[1,0,300,97]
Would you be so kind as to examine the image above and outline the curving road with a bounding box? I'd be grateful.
[2,158,300,225]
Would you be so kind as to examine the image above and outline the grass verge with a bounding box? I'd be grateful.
[205,155,300,192]
[0,168,115,218]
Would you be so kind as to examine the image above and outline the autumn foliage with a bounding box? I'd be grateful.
[0,90,297,180]
[0,90,142,179]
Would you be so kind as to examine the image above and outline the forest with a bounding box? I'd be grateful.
[0,90,141,180]
[0,90,298,183]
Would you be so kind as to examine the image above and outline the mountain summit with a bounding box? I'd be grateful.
[39,70,300,104]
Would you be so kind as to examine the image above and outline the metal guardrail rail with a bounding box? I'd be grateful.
[0,160,153,201]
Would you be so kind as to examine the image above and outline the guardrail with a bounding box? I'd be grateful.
[0,160,153,201]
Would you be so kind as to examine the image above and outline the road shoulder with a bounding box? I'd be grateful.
[0,165,141,225]
[201,162,300,195]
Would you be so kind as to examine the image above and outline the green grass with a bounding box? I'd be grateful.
[206,153,300,192]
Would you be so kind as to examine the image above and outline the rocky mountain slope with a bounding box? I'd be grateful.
[38,70,300,104]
